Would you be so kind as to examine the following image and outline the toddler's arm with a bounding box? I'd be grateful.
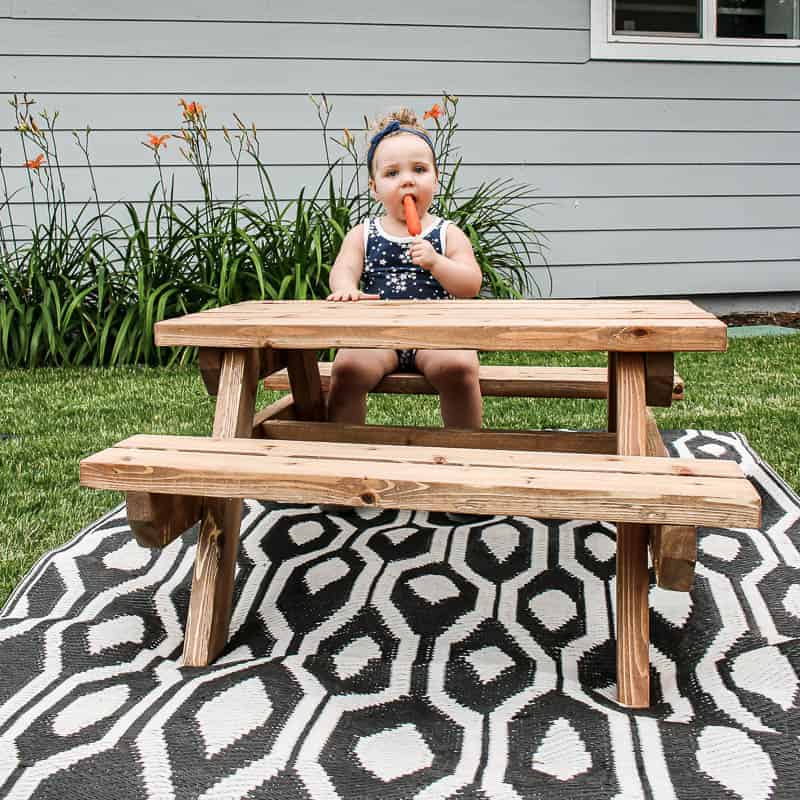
[327,224,380,301]
[409,224,483,298]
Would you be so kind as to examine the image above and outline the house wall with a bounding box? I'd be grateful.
[1,0,798,301]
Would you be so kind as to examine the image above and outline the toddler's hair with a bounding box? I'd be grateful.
[366,108,435,177]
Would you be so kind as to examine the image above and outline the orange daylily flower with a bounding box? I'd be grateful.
[147,132,171,149]
[179,98,204,119]
[423,103,443,121]
[25,153,45,170]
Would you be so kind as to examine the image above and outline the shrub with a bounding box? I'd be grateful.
[0,93,548,367]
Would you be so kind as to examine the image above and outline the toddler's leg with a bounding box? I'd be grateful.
[327,348,399,424]
[414,349,482,429]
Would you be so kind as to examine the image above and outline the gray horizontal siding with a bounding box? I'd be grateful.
[0,2,798,299]
[0,20,588,63]
[4,1,591,28]
[6,196,800,232]
[6,56,800,99]
[5,130,800,165]
[4,94,800,132]
[526,261,800,298]
[5,164,800,200]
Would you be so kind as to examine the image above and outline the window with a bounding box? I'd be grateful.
[591,0,800,61]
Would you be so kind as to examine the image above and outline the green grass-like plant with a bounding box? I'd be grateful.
[0,93,548,367]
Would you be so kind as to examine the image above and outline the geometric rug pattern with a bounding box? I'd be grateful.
[1,430,798,799]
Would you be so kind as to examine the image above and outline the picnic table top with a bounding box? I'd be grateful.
[154,299,727,352]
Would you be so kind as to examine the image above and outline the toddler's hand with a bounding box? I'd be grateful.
[326,289,381,301]
[408,239,438,271]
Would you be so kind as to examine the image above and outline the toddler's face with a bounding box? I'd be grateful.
[369,133,438,224]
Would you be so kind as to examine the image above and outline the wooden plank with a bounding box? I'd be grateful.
[285,349,326,421]
[155,300,727,353]
[183,348,258,667]
[607,352,617,434]
[258,419,618,454]
[80,440,761,529]
[614,352,650,708]
[113,433,746,479]
[202,298,716,317]
[198,348,224,397]
[265,363,607,399]
[199,346,286,396]
[645,352,677,407]
[264,363,685,401]
[645,409,697,592]
[252,394,297,428]
[125,492,201,548]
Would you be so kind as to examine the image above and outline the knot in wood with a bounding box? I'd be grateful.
[360,490,378,505]
[433,455,447,464]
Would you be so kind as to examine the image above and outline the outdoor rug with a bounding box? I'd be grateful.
[1,430,799,799]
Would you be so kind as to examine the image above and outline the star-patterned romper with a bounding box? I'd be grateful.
[361,216,453,372]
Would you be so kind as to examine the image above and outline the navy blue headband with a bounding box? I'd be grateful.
[366,120,436,174]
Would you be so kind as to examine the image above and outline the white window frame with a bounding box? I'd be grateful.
[591,0,800,62]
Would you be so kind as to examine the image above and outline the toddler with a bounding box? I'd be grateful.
[326,108,483,429]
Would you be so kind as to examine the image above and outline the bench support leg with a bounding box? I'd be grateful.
[607,353,618,434]
[613,352,651,707]
[645,408,697,591]
[126,492,201,549]
[183,348,259,667]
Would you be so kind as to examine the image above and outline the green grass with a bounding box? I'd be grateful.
[2,334,798,608]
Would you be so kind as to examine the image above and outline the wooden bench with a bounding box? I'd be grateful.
[80,435,760,695]
[262,361,686,403]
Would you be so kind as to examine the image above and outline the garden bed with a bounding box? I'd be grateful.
[720,311,800,329]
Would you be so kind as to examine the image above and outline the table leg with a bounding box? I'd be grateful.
[183,348,259,667]
[286,348,326,421]
[613,352,650,707]
[607,352,617,434]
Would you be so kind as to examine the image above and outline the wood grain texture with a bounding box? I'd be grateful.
[79,436,761,528]
[645,408,697,592]
[607,352,617,434]
[200,346,286,397]
[110,434,746,478]
[183,348,258,667]
[154,300,727,352]
[614,351,651,708]
[645,352,677,407]
[212,349,260,438]
[616,353,648,457]
[285,349,326,421]
[263,362,685,401]
[125,492,201,548]
[252,394,297,429]
[258,420,619,454]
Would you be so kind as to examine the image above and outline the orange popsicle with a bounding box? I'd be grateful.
[403,195,421,237]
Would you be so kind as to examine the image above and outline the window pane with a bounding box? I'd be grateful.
[718,1,799,39]
[614,0,702,36]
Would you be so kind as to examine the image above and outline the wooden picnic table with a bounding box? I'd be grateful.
[83,298,756,708]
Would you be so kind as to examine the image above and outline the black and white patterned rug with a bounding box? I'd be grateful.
[1,430,799,799]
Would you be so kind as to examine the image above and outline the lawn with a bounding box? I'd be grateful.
[1,334,798,608]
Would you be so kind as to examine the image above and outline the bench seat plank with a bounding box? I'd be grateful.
[263,363,685,401]
[80,436,761,529]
